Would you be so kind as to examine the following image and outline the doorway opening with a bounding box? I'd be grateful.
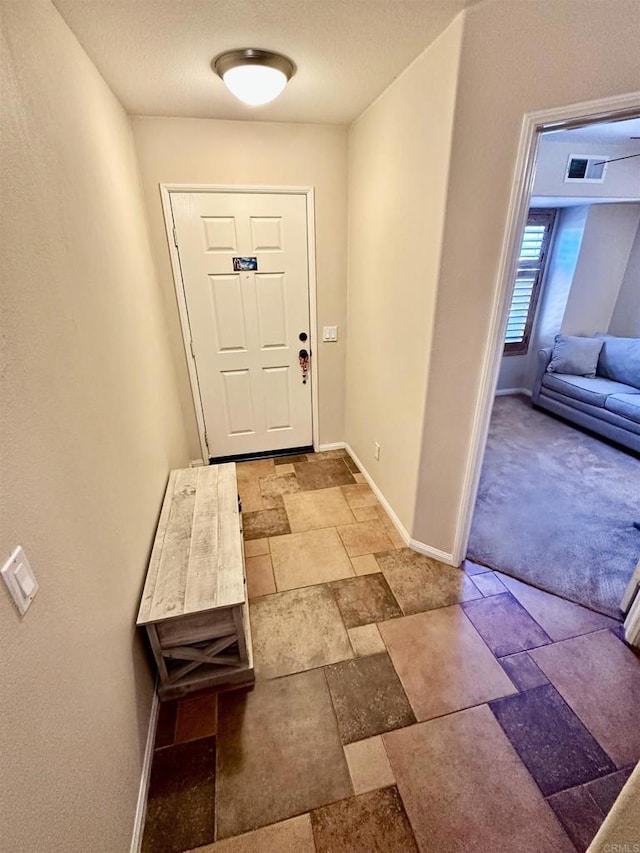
[458,94,640,633]
[161,184,320,464]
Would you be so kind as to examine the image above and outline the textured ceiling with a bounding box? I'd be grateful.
[53,0,477,125]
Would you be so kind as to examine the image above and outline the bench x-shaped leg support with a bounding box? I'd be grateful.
[163,634,240,684]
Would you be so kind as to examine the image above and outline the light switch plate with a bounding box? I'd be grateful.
[323,325,338,342]
[2,547,39,615]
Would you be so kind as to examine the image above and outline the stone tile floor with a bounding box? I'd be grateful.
[142,449,640,853]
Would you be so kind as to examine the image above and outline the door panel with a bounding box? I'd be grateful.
[203,217,238,252]
[171,191,312,458]
[250,216,283,251]
[221,370,255,435]
[209,275,247,352]
[263,367,292,430]
[255,274,288,349]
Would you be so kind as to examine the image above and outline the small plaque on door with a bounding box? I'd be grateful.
[233,257,258,271]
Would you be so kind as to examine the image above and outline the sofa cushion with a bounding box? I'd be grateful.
[604,393,640,424]
[541,373,639,408]
[539,387,640,437]
[597,335,640,389]
[547,334,603,377]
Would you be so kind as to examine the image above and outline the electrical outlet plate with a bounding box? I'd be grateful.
[2,546,39,615]
[374,442,381,460]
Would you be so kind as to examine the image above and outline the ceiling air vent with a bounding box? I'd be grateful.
[565,154,608,183]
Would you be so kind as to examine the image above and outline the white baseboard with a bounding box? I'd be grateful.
[130,687,160,853]
[495,388,532,397]
[408,538,456,565]
[316,441,347,452]
[343,444,409,545]
[343,444,456,566]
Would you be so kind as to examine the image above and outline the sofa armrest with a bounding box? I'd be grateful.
[531,347,552,402]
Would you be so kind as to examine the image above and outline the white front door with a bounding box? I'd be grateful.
[171,191,313,459]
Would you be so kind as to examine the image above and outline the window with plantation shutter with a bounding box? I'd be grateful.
[504,209,556,356]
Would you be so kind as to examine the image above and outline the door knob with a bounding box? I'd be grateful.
[298,349,309,384]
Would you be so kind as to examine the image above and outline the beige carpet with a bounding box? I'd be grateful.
[468,395,640,618]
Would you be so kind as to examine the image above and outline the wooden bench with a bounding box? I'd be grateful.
[137,463,253,700]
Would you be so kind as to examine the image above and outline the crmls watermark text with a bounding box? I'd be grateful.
[603,844,640,852]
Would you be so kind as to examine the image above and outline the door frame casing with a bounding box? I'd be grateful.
[452,91,640,567]
[160,184,320,462]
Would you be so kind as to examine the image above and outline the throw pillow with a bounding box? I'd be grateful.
[594,335,640,389]
[547,334,603,377]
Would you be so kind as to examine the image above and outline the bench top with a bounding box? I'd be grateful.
[137,464,245,625]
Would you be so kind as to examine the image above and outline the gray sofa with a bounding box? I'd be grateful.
[532,335,640,453]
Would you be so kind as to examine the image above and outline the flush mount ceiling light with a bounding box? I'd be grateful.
[213,49,295,106]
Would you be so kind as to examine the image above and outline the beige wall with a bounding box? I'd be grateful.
[414,0,640,552]
[0,2,189,851]
[345,17,464,531]
[523,204,589,388]
[562,203,640,336]
[497,354,529,392]
[132,117,349,456]
[609,218,640,337]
